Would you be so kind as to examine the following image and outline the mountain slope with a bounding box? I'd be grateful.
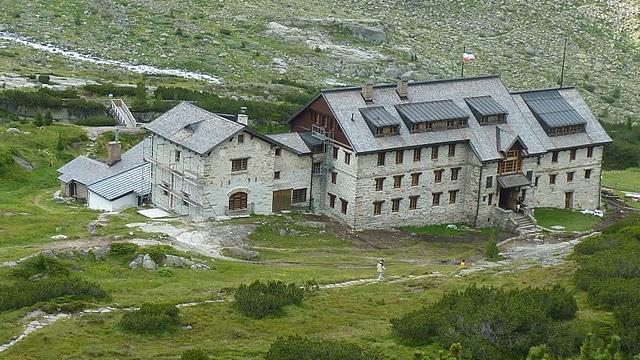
[0,0,638,122]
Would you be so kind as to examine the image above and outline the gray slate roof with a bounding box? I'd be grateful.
[497,173,531,189]
[320,76,611,160]
[58,142,148,188]
[144,102,244,155]
[266,132,311,154]
[520,90,587,128]
[88,163,151,201]
[465,96,508,116]
[395,100,468,124]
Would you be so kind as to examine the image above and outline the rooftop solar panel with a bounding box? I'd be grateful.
[395,100,468,125]
[520,90,586,128]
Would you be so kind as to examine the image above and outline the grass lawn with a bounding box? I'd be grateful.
[534,207,601,232]
[399,223,488,237]
[602,168,640,209]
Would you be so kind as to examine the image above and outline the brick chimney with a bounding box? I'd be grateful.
[397,75,409,98]
[362,79,374,102]
[107,141,122,166]
[237,106,249,126]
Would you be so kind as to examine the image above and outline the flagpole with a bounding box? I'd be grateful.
[559,37,567,88]
[461,46,465,77]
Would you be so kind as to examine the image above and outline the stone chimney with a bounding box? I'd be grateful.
[362,79,374,102]
[237,106,249,126]
[107,141,122,166]
[397,75,409,98]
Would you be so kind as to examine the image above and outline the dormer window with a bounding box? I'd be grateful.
[465,96,508,125]
[395,100,469,133]
[520,90,587,137]
[360,106,402,137]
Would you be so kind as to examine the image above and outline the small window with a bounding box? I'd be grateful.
[587,147,594,158]
[585,169,592,179]
[162,189,169,196]
[535,176,540,187]
[434,169,444,183]
[449,190,458,204]
[333,146,339,159]
[567,172,574,182]
[292,188,307,203]
[432,192,442,206]
[375,177,385,191]
[231,158,248,172]
[413,148,421,162]
[526,170,533,181]
[411,172,421,186]
[552,151,559,163]
[488,193,493,205]
[393,175,403,188]
[175,150,181,162]
[391,198,401,212]
[550,174,557,185]
[328,193,336,208]
[275,148,282,156]
[377,152,386,166]
[340,199,348,214]
[431,146,439,160]
[486,176,493,188]
[373,201,383,215]
[344,151,351,165]
[274,171,281,179]
[570,149,576,161]
[396,150,404,164]
[451,167,460,181]
[409,195,419,210]
[331,172,337,184]
[238,134,244,144]
[448,144,456,157]
[312,162,322,174]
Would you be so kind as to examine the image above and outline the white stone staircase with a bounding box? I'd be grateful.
[513,213,538,234]
[108,99,137,128]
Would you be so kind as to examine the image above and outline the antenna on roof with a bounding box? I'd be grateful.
[351,113,355,121]
[559,37,568,89]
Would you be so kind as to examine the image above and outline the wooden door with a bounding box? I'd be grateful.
[272,189,292,212]
[229,192,248,211]
[564,192,573,209]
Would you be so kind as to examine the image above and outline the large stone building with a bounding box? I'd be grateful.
[143,75,610,230]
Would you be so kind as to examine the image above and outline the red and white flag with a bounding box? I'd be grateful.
[463,52,476,63]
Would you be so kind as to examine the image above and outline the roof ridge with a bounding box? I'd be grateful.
[320,74,501,94]
[510,86,575,95]
[177,101,244,127]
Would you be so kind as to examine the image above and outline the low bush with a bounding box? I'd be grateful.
[390,285,578,359]
[38,74,50,84]
[0,277,106,311]
[120,303,180,334]
[573,214,640,354]
[12,254,70,279]
[110,242,140,258]
[264,336,382,360]
[181,348,209,360]
[234,280,304,319]
[74,116,116,126]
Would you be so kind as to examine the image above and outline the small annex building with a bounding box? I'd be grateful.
[57,139,151,212]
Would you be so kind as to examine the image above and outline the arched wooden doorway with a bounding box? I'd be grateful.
[228,192,248,211]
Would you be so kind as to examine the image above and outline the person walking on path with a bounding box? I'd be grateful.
[376,259,385,281]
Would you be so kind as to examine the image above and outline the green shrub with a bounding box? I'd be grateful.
[12,254,70,279]
[110,242,140,258]
[181,348,209,360]
[485,240,503,261]
[156,267,175,277]
[38,74,50,84]
[43,111,53,126]
[234,280,304,319]
[391,285,578,359]
[146,245,177,263]
[120,303,180,334]
[264,336,382,360]
[33,113,44,127]
[0,276,106,311]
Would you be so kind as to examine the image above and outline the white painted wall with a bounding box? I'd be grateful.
[88,191,138,212]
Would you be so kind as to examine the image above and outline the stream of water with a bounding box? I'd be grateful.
[0,31,222,84]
